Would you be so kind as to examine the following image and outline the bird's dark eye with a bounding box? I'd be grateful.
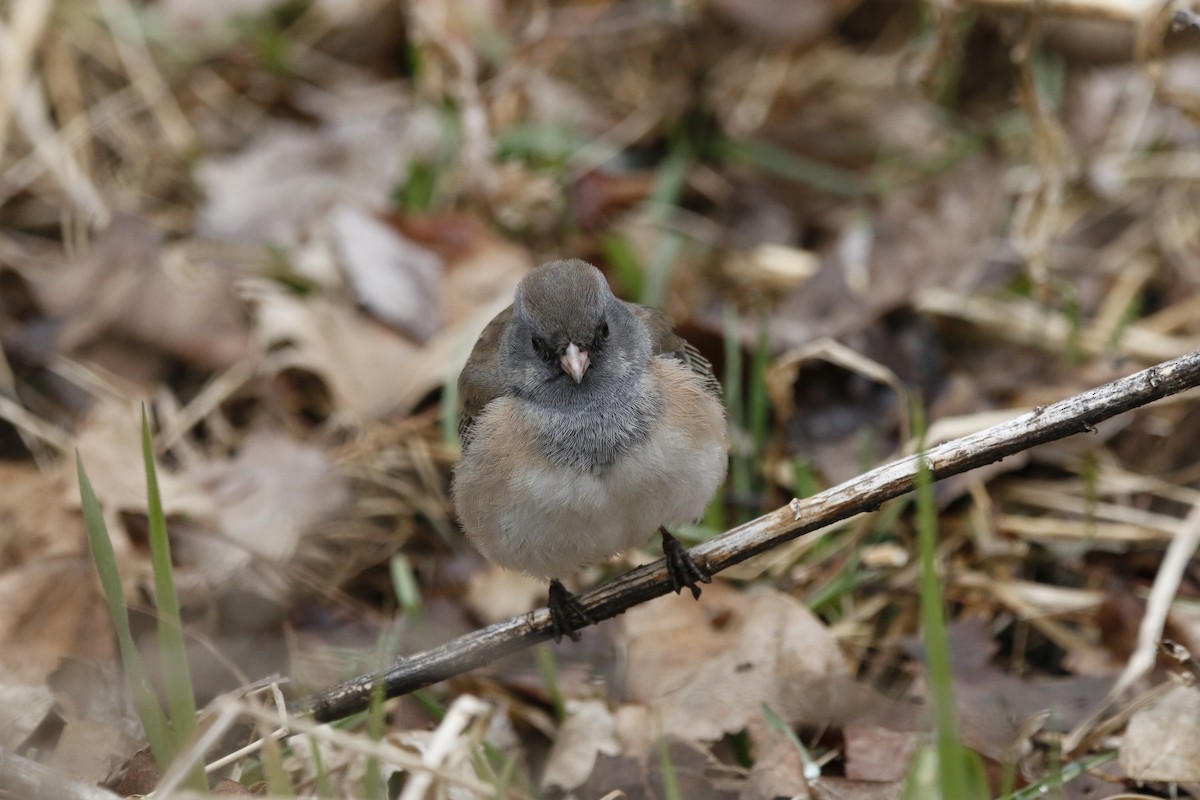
[531,336,553,362]
[599,321,610,340]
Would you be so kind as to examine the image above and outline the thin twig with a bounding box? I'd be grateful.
[304,349,1200,723]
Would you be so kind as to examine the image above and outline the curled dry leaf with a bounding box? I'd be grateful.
[255,286,423,420]
[70,399,213,534]
[464,565,547,625]
[332,205,444,342]
[0,559,114,685]
[253,216,530,420]
[196,83,440,246]
[0,681,54,751]
[739,727,811,800]
[32,216,251,372]
[843,725,921,783]
[540,699,621,793]
[709,0,840,44]
[183,432,349,599]
[0,463,85,568]
[44,718,142,787]
[1120,683,1200,781]
[622,583,908,742]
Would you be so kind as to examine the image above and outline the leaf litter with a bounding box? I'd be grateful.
[2,0,1200,798]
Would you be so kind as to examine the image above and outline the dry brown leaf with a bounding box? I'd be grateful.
[710,0,839,44]
[843,725,921,783]
[0,681,54,751]
[939,620,1114,760]
[541,699,621,793]
[0,559,113,684]
[72,399,211,520]
[739,728,811,800]
[196,83,439,246]
[183,431,349,596]
[115,748,161,796]
[1120,683,1200,781]
[255,287,424,420]
[332,205,444,342]
[33,216,251,371]
[254,215,531,419]
[44,717,142,786]
[212,777,256,794]
[464,566,546,625]
[810,778,907,800]
[623,584,847,741]
[0,462,84,569]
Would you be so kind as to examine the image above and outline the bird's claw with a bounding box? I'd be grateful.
[548,579,593,642]
[660,527,712,600]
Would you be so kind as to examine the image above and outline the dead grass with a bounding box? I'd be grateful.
[3,0,1200,797]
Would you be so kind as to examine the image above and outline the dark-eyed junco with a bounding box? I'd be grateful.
[452,259,728,641]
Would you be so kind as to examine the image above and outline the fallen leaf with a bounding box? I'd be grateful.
[0,463,85,569]
[739,728,811,800]
[32,215,251,371]
[44,717,141,786]
[332,205,444,342]
[1121,683,1200,781]
[0,559,114,685]
[0,681,54,751]
[254,285,423,420]
[622,584,913,743]
[541,699,621,793]
[465,566,546,625]
[843,725,921,782]
[196,83,440,246]
[115,749,160,796]
[183,431,349,596]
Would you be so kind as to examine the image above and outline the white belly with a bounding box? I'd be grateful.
[453,358,728,580]
[486,427,726,578]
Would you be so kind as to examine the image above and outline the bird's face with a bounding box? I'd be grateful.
[500,260,649,405]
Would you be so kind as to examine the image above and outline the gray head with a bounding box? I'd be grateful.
[500,260,650,406]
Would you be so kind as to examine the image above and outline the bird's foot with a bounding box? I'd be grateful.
[548,579,593,643]
[660,527,712,600]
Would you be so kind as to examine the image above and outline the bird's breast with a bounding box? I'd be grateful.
[523,381,662,475]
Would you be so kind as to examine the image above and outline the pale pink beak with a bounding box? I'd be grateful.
[560,342,590,383]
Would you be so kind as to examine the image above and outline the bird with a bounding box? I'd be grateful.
[452,258,728,642]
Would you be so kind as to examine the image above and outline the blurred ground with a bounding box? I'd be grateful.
[3,0,1200,797]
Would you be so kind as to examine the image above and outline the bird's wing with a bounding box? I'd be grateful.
[632,304,723,400]
[457,304,512,447]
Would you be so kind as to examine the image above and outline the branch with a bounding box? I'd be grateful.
[304,349,1200,722]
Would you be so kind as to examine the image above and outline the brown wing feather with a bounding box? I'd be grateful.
[631,304,723,401]
[458,305,512,447]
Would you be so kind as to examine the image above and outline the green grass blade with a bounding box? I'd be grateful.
[714,136,866,196]
[724,307,753,522]
[261,733,296,797]
[912,398,986,799]
[997,751,1115,800]
[762,703,820,781]
[748,311,771,467]
[77,453,174,767]
[601,233,645,301]
[536,644,565,721]
[389,553,424,619]
[310,734,332,800]
[364,681,387,800]
[640,131,692,308]
[656,733,682,800]
[141,408,199,751]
